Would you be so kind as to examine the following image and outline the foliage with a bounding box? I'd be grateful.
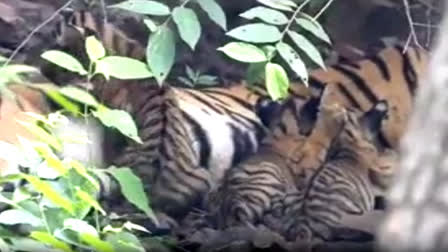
[0,37,160,251]
[109,0,226,86]
[177,65,218,87]
[220,0,333,100]
[108,0,333,101]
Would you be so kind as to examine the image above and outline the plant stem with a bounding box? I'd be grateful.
[280,0,312,41]
[313,0,335,20]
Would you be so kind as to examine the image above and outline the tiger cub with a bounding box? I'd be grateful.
[206,93,394,243]
[272,101,396,242]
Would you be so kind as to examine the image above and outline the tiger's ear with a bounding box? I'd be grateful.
[255,96,284,128]
[360,100,389,136]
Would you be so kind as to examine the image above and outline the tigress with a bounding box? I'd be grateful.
[47,9,427,219]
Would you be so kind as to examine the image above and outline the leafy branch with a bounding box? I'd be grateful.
[109,0,227,85]
[218,0,334,100]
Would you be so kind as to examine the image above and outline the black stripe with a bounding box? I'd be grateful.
[332,65,379,104]
[180,110,211,169]
[338,57,361,69]
[369,55,391,81]
[230,125,255,166]
[335,83,363,110]
[402,49,418,97]
[203,89,255,111]
[183,90,223,115]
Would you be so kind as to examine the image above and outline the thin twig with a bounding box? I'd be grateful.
[1,0,75,68]
[403,0,423,48]
[313,0,335,20]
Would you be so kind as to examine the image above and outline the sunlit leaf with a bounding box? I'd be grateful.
[240,6,288,25]
[59,86,99,108]
[75,187,105,215]
[80,233,115,252]
[196,0,227,30]
[147,26,175,85]
[22,174,75,214]
[109,0,170,16]
[96,56,153,80]
[16,120,62,151]
[265,62,289,101]
[276,42,308,83]
[30,231,74,252]
[107,167,157,224]
[296,14,331,44]
[41,51,87,76]
[173,7,201,50]
[86,36,106,62]
[69,160,100,190]
[227,23,281,43]
[218,42,267,63]
[92,106,142,144]
[35,145,69,176]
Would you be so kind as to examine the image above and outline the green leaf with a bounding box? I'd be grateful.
[143,19,157,32]
[296,15,331,44]
[276,42,308,83]
[240,6,288,25]
[75,187,105,215]
[22,174,75,214]
[287,31,325,69]
[218,42,267,63]
[147,26,175,85]
[96,56,153,80]
[106,232,145,252]
[172,7,201,50]
[35,145,69,176]
[92,106,142,144]
[41,50,87,76]
[107,167,157,224]
[246,62,266,85]
[0,209,43,227]
[109,0,170,16]
[265,63,289,101]
[257,0,295,11]
[197,75,218,85]
[30,231,74,252]
[196,0,227,30]
[59,86,99,108]
[186,65,196,80]
[85,36,106,62]
[227,23,281,43]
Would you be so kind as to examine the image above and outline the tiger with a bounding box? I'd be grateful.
[204,84,396,242]
[46,9,426,219]
[53,9,430,150]
[273,101,396,242]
